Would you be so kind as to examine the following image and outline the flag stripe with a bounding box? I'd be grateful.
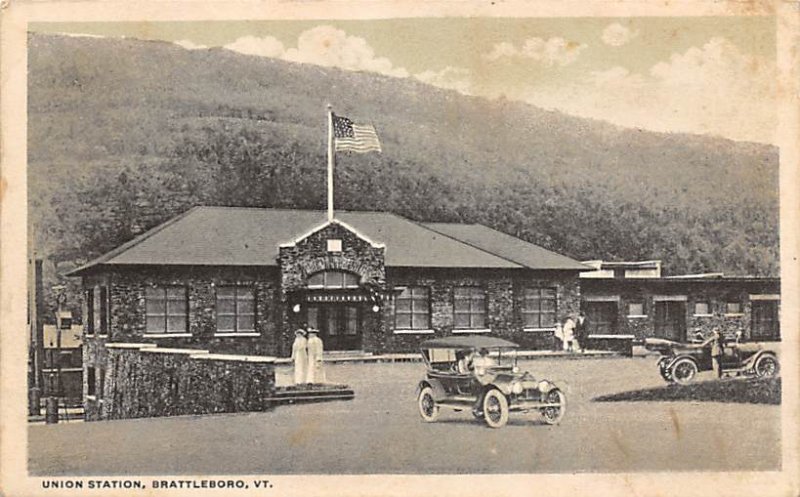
[333,114,382,154]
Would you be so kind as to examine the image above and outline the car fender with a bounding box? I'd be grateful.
[416,379,447,401]
[485,381,512,397]
[744,350,778,369]
[665,354,698,370]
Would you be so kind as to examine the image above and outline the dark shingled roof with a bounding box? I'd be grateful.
[68,207,587,275]
[424,223,591,271]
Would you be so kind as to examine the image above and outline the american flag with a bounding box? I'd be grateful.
[333,114,382,153]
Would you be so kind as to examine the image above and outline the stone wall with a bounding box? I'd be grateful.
[278,220,386,356]
[85,343,276,421]
[83,266,281,356]
[581,278,781,342]
[379,268,581,353]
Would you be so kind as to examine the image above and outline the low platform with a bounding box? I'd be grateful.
[267,384,355,404]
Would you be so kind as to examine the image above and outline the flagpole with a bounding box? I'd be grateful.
[327,104,334,222]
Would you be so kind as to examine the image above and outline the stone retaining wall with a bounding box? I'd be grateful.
[86,343,276,421]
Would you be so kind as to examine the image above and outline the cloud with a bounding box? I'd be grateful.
[484,37,588,67]
[224,35,285,58]
[522,37,777,143]
[55,32,106,39]
[223,26,408,78]
[601,23,639,47]
[174,39,208,50]
[414,66,472,94]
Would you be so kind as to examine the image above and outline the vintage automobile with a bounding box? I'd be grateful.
[645,336,780,385]
[416,336,566,428]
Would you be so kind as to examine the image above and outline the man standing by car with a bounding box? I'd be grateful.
[711,328,725,379]
[470,348,497,417]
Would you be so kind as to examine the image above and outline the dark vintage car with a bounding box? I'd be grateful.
[645,336,780,385]
[416,336,566,428]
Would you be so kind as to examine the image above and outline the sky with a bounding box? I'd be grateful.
[32,17,778,144]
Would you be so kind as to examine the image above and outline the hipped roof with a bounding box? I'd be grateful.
[424,223,590,271]
[68,206,587,275]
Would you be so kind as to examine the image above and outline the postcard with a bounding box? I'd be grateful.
[1,1,798,496]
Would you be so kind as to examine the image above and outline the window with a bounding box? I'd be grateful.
[694,301,710,316]
[307,307,319,330]
[752,301,779,339]
[85,289,95,335]
[216,286,256,333]
[628,302,644,316]
[306,270,359,289]
[99,286,109,335]
[395,287,431,330]
[454,287,486,329]
[146,286,188,334]
[87,366,96,396]
[522,287,557,328]
[327,239,342,252]
[344,306,359,336]
[726,301,742,315]
[98,368,105,398]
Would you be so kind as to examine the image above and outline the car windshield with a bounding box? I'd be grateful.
[422,347,516,372]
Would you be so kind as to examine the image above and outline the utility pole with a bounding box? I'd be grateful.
[29,258,44,416]
[53,285,67,399]
[46,284,67,424]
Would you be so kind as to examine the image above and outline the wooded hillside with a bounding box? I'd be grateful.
[27,33,779,316]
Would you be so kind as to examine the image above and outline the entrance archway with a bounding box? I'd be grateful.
[304,270,365,351]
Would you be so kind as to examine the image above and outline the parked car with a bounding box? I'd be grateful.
[645,336,780,385]
[416,336,566,428]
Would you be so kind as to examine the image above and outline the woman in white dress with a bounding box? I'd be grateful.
[562,316,576,352]
[306,329,325,384]
[291,329,307,385]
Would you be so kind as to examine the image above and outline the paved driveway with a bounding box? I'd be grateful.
[29,357,780,475]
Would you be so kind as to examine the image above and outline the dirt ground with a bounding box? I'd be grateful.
[29,356,781,475]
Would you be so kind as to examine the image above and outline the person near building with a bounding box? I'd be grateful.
[710,328,725,379]
[306,328,326,384]
[575,311,588,353]
[553,322,564,352]
[291,328,308,386]
[562,316,577,353]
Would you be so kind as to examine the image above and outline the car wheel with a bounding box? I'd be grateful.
[418,386,440,422]
[540,389,566,425]
[755,355,780,378]
[670,358,698,385]
[483,389,509,429]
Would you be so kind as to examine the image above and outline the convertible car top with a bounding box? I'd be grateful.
[419,336,520,350]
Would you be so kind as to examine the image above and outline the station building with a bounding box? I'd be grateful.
[579,260,781,343]
[69,206,589,365]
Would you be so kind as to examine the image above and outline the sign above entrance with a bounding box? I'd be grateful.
[306,294,371,303]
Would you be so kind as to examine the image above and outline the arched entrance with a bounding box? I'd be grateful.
[304,270,365,350]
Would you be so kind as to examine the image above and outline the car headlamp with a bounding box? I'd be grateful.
[537,380,552,392]
[511,382,524,394]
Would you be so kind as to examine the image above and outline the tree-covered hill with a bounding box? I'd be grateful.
[27,33,779,316]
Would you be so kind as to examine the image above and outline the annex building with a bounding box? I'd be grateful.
[580,260,781,343]
[70,206,588,361]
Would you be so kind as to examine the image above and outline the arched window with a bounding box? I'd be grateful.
[306,270,360,289]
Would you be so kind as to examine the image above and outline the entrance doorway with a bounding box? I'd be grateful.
[306,304,362,351]
[654,301,686,341]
